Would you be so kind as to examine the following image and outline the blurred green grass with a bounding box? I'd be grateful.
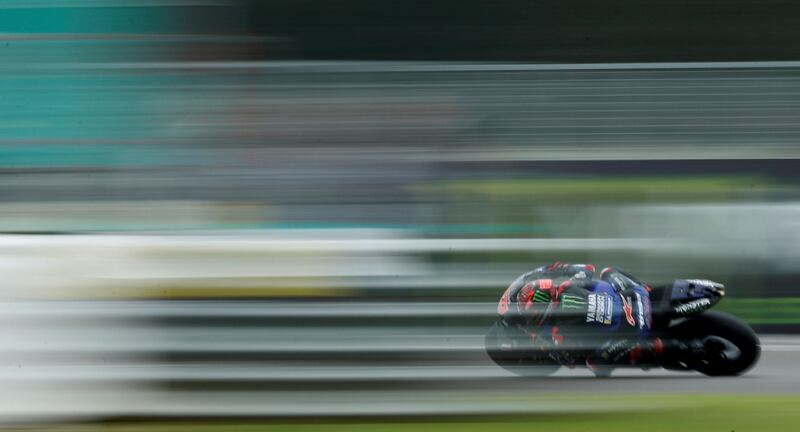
[719,298,800,324]
[424,176,778,203]
[16,395,800,432]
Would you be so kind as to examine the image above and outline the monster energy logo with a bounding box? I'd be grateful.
[561,294,586,309]
[533,290,550,303]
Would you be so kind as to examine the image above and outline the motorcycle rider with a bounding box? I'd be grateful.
[497,262,725,371]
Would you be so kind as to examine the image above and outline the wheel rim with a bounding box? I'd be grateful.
[701,335,742,362]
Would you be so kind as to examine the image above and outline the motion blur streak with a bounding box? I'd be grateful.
[2,0,800,428]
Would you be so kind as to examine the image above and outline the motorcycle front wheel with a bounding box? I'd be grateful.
[673,311,761,376]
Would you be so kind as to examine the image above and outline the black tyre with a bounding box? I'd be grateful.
[674,311,760,376]
[485,323,561,377]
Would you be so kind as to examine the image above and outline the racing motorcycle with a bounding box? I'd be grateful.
[485,267,760,377]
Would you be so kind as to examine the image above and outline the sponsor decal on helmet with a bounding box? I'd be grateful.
[674,297,711,315]
[533,290,551,303]
[635,292,646,329]
[497,280,517,315]
[561,294,586,309]
[498,289,510,315]
[620,294,636,326]
[586,293,613,324]
[685,279,717,287]
[611,275,629,291]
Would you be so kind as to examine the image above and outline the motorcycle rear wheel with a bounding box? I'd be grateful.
[485,323,561,377]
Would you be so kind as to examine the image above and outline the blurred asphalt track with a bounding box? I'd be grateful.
[1,300,799,422]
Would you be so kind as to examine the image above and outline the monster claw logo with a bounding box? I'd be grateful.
[620,294,636,326]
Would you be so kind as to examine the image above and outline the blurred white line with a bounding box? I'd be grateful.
[0,234,689,253]
[0,365,514,382]
[0,301,495,318]
[0,322,790,354]
[761,345,800,352]
[0,363,708,382]
[0,331,483,353]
